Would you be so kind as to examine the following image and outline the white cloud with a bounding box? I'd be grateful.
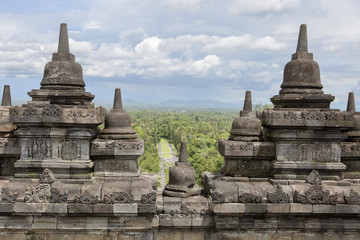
[82,21,101,30]
[229,0,300,15]
[163,0,207,8]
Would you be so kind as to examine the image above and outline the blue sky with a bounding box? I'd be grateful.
[1,0,360,109]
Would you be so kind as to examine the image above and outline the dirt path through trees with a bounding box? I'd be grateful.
[158,138,177,189]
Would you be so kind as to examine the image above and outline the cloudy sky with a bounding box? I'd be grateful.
[0,0,360,109]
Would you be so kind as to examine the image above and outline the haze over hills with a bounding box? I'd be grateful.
[98,99,241,111]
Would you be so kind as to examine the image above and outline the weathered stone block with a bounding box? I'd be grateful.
[86,217,108,230]
[214,216,239,229]
[173,216,191,228]
[93,204,113,214]
[125,216,153,230]
[183,231,204,240]
[33,216,57,229]
[13,203,42,213]
[289,203,312,214]
[336,204,360,214]
[68,203,93,214]
[138,204,157,214]
[0,203,14,213]
[154,231,182,240]
[278,218,305,229]
[74,234,101,240]
[245,203,267,214]
[304,218,321,230]
[159,215,173,227]
[320,217,344,230]
[108,217,126,230]
[202,171,223,196]
[254,219,278,229]
[163,197,181,214]
[238,217,255,229]
[42,203,67,213]
[181,195,209,215]
[192,215,213,228]
[343,218,360,230]
[266,203,290,213]
[113,203,137,214]
[293,233,323,240]
[47,233,75,240]
[212,203,245,215]
[312,205,336,214]
[211,181,238,203]
[6,216,33,229]
[57,217,86,229]
[0,233,26,240]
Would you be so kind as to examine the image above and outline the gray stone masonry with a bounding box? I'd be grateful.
[9,24,105,179]
[2,23,360,239]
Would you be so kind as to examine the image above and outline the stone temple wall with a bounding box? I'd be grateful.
[0,23,360,239]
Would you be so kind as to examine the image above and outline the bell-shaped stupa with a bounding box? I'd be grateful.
[229,91,262,141]
[100,88,137,139]
[271,24,334,108]
[28,23,94,105]
[163,142,201,197]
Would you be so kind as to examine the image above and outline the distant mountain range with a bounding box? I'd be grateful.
[96,99,241,111]
[12,99,241,111]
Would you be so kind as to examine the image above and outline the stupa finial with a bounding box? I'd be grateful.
[179,142,188,163]
[113,88,123,110]
[243,91,252,112]
[58,23,70,54]
[347,92,356,112]
[1,85,11,106]
[296,24,308,53]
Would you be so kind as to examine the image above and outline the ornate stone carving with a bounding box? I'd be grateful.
[267,184,290,203]
[115,142,126,149]
[86,109,97,117]
[9,106,20,116]
[103,191,133,204]
[306,170,322,185]
[23,107,37,116]
[28,139,51,159]
[50,187,68,203]
[304,109,322,121]
[285,112,297,120]
[106,142,115,149]
[345,189,360,205]
[238,193,262,203]
[92,143,99,150]
[39,168,55,184]
[43,105,62,116]
[141,192,156,204]
[25,184,52,203]
[61,140,81,160]
[2,188,18,203]
[66,107,80,117]
[326,111,338,121]
[211,191,225,204]
[0,139,8,148]
[294,184,338,205]
[25,169,67,203]
[74,190,99,204]
[133,142,143,149]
